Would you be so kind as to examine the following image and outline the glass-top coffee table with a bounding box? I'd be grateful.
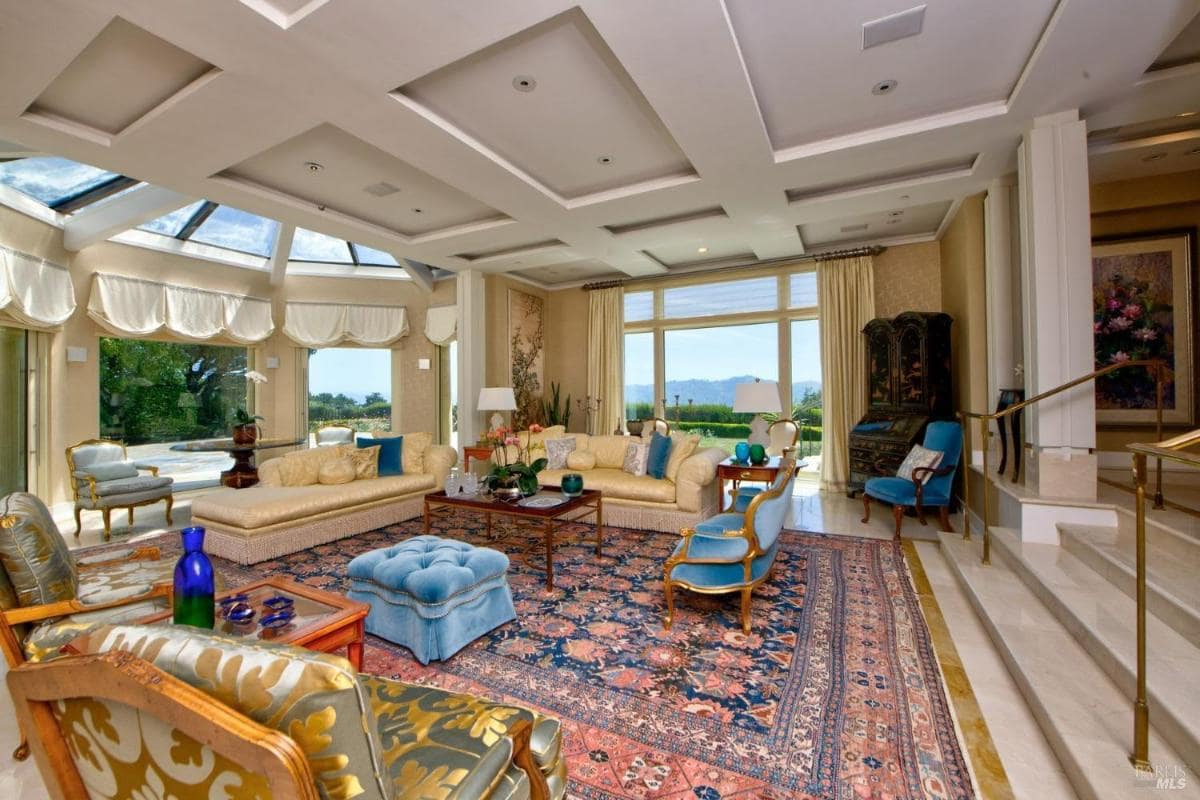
[423,486,603,592]
[139,577,369,669]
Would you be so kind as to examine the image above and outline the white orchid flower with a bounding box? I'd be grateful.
[245,370,269,384]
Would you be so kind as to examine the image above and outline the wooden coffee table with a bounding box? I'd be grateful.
[139,577,369,670]
[423,486,603,591]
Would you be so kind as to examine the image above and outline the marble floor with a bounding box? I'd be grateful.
[0,485,1077,799]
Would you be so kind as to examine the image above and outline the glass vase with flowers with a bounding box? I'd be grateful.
[484,423,547,500]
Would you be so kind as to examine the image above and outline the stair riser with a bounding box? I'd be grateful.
[1060,528,1200,645]
[993,533,1200,772]
[1114,507,1200,561]
[942,543,1106,800]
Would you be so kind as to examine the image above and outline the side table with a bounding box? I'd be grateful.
[716,456,802,512]
[463,445,493,473]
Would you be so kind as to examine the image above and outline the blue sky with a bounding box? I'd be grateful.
[309,348,392,400]
[626,319,821,386]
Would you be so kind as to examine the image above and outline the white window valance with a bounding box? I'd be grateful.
[87,273,275,343]
[283,301,409,348]
[423,305,457,345]
[0,247,76,329]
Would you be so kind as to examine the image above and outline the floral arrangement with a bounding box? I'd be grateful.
[233,370,269,426]
[484,423,547,496]
[1093,272,1174,409]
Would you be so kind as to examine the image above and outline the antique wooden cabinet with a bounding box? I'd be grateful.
[847,311,953,496]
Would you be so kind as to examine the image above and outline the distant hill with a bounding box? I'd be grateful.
[625,375,820,406]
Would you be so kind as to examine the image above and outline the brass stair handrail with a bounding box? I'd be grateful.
[956,359,1165,565]
[1127,427,1199,772]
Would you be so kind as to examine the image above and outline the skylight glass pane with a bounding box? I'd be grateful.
[351,243,399,266]
[70,181,145,214]
[291,228,353,262]
[138,200,206,236]
[189,205,279,256]
[663,276,777,319]
[789,271,818,308]
[624,291,653,322]
[0,157,119,206]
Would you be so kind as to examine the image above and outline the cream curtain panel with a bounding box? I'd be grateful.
[283,301,408,348]
[423,305,457,345]
[87,273,274,343]
[817,255,876,492]
[0,247,76,329]
[586,286,624,435]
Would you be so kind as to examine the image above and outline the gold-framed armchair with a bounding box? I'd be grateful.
[664,457,796,634]
[66,439,174,539]
[315,424,356,446]
[10,623,569,799]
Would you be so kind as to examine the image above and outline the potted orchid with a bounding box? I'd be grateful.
[484,423,547,500]
[232,370,269,445]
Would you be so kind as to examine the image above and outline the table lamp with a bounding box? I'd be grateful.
[734,379,782,448]
[477,387,517,431]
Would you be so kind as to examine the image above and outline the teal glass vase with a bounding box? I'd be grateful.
[734,442,751,463]
[749,444,767,465]
[561,473,584,497]
[173,526,215,629]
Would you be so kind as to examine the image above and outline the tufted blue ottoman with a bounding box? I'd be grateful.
[347,535,516,664]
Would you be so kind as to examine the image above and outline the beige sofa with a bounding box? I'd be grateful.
[498,426,725,532]
[192,434,456,564]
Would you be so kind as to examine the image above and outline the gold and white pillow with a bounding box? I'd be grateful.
[897,444,943,483]
[623,441,650,477]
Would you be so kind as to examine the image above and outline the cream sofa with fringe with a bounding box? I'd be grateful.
[499,426,725,533]
[192,435,456,564]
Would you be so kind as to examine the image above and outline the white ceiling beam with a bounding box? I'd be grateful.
[269,224,295,286]
[401,259,435,293]
[62,185,193,251]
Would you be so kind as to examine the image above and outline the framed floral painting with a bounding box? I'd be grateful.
[508,288,545,429]
[1092,229,1195,426]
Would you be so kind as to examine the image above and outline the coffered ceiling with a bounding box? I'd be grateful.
[0,0,1197,287]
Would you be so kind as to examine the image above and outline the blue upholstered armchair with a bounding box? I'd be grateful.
[664,457,795,634]
[861,421,962,539]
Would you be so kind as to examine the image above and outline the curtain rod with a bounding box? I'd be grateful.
[581,245,884,291]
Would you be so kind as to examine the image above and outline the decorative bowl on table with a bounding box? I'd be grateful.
[561,473,584,498]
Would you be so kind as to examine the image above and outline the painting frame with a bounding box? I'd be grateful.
[1092,227,1196,427]
[507,288,545,430]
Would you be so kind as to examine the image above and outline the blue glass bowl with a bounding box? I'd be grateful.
[219,594,248,608]
[261,610,296,630]
[263,595,294,612]
[223,602,255,623]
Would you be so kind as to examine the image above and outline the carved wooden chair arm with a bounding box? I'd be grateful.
[1,583,172,626]
[910,464,955,506]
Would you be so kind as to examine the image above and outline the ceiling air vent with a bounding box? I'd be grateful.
[363,181,400,197]
[862,5,926,50]
[840,223,870,233]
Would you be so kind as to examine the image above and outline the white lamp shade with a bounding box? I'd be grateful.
[733,380,782,413]
[477,387,517,411]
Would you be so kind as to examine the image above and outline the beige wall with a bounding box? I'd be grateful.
[939,194,989,415]
[1090,168,1200,451]
[873,240,942,318]
[0,204,452,503]
[545,286,589,433]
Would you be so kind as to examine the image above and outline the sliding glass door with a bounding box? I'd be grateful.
[0,326,27,495]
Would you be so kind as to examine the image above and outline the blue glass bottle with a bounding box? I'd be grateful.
[734,442,751,463]
[173,526,215,628]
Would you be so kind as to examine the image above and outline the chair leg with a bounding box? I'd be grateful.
[916,503,927,526]
[663,579,675,630]
[73,507,82,538]
[128,507,134,526]
[892,504,904,540]
[12,739,28,761]
[102,509,112,541]
[939,506,954,533]
[740,587,753,635]
[861,494,871,523]
[165,495,174,526]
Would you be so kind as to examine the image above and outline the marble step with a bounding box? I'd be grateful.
[940,533,1200,800]
[990,527,1200,774]
[1059,521,1200,644]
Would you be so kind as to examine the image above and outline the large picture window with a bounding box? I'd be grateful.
[0,326,27,496]
[99,338,250,486]
[308,347,393,435]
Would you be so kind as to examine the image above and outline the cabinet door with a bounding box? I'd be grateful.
[896,323,927,409]
[866,325,893,408]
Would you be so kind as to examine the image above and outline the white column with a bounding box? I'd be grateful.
[1017,109,1097,501]
[985,176,1021,402]
[455,270,486,451]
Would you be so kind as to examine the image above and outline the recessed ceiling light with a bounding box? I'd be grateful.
[512,75,536,92]
[697,246,709,254]
[304,161,323,172]
[1143,152,1168,162]
[597,155,613,165]
[412,208,424,214]
[872,79,898,96]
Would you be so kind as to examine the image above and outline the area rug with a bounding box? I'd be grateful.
[126,515,977,799]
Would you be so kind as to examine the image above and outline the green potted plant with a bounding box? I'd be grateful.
[484,424,547,500]
[232,370,268,444]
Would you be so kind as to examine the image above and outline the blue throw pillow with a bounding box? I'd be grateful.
[357,435,403,476]
[647,432,673,479]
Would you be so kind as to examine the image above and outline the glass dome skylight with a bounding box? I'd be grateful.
[0,156,129,211]
[188,205,279,256]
